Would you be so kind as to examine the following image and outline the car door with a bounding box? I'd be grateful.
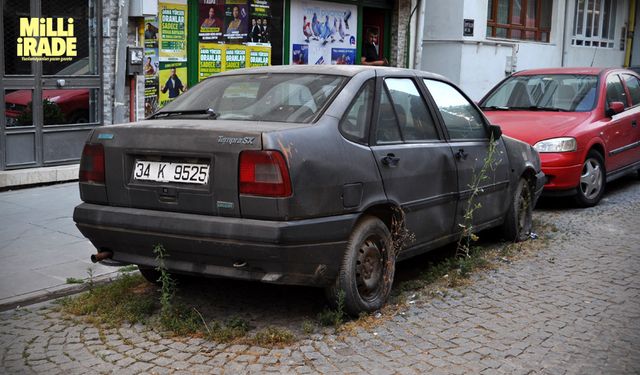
[620,73,640,165]
[602,73,637,171]
[369,76,459,248]
[422,78,511,230]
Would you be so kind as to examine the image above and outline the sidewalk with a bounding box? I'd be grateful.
[0,182,122,310]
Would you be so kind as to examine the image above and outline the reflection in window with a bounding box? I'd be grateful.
[375,89,402,143]
[424,80,487,140]
[5,90,33,126]
[385,78,438,141]
[623,75,640,106]
[42,88,99,125]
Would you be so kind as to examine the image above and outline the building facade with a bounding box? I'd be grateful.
[416,0,634,100]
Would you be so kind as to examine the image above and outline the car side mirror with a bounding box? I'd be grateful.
[488,124,502,140]
[606,101,624,117]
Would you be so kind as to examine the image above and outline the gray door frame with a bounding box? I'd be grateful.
[0,0,103,170]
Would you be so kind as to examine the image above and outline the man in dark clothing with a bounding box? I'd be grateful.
[361,30,387,66]
[161,68,185,99]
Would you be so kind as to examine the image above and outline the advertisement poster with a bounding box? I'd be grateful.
[199,43,225,81]
[224,0,249,43]
[225,45,246,70]
[248,0,270,45]
[290,0,357,65]
[159,61,188,107]
[159,0,188,61]
[248,46,270,67]
[144,17,160,117]
[199,0,224,42]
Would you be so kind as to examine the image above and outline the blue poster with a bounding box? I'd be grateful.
[292,44,309,64]
[331,48,355,65]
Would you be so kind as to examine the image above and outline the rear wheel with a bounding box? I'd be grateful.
[574,150,605,207]
[325,216,395,316]
[501,177,533,242]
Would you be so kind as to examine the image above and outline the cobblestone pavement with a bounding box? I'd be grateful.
[1,176,639,374]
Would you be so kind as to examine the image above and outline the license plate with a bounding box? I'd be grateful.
[133,160,210,184]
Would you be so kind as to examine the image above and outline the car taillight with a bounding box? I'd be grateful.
[79,143,105,184]
[239,150,292,197]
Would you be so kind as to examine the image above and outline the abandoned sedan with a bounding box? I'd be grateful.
[74,66,544,314]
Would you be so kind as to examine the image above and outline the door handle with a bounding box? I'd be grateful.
[632,120,637,128]
[455,148,469,160]
[381,153,400,167]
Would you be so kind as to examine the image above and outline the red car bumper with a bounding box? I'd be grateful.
[540,152,583,191]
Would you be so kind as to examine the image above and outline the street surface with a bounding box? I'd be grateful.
[0,175,639,374]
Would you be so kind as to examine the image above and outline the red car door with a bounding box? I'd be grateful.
[621,73,640,164]
[602,74,636,172]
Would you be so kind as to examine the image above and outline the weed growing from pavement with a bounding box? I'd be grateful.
[317,289,346,329]
[456,135,501,258]
[301,320,316,334]
[253,326,296,346]
[65,277,84,285]
[86,267,95,291]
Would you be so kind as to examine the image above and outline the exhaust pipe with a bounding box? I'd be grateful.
[91,251,113,263]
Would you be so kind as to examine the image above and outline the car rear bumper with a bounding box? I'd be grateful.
[73,203,357,287]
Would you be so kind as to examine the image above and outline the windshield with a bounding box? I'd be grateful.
[158,73,347,123]
[481,74,599,112]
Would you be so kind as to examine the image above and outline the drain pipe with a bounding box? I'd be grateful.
[413,0,426,69]
[112,0,130,124]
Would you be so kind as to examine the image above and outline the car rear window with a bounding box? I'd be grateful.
[481,74,599,112]
[159,73,346,123]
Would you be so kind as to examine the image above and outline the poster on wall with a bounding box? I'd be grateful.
[159,0,188,61]
[199,0,224,42]
[144,17,160,117]
[290,0,357,65]
[159,61,188,107]
[199,43,225,81]
[248,0,270,45]
[224,0,249,43]
[225,45,247,70]
[248,45,270,67]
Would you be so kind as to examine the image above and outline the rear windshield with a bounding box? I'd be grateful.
[481,74,599,112]
[159,73,347,123]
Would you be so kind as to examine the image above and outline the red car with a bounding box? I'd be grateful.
[480,67,640,207]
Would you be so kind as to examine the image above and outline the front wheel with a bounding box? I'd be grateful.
[501,177,533,242]
[325,216,395,316]
[574,150,605,207]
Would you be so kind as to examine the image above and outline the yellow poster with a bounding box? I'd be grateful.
[159,61,188,107]
[247,45,271,68]
[224,44,246,70]
[159,0,188,61]
[199,43,225,81]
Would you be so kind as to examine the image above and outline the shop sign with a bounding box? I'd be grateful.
[17,18,77,62]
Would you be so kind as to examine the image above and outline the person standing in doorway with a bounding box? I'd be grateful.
[361,29,387,66]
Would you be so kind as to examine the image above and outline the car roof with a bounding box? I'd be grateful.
[512,67,633,76]
[207,65,448,81]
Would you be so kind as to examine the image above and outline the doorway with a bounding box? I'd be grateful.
[361,7,390,64]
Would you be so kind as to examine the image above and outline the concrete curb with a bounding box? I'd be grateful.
[0,164,79,189]
[0,270,135,312]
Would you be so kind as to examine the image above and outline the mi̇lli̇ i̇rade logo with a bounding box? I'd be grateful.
[17,18,77,62]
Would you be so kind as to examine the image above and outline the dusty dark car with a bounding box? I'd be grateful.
[74,66,544,314]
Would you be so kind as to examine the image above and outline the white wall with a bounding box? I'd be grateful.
[419,0,629,100]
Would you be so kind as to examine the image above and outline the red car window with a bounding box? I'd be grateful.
[606,75,628,109]
[622,74,640,106]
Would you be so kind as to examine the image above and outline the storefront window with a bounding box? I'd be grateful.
[41,88,99,125]
[41,0,99,75]
[3,0,32,75]
[5,89,33,127]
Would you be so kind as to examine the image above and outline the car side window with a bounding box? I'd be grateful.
[375,87,402,144]
[622,74,640,106]
[606,75,628,109]
[384,78,439,141]
[339,80,374,143]
[423,79,487,140]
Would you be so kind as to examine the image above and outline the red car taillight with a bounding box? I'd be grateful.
[239,150,292,197]
[79,143,105,184]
